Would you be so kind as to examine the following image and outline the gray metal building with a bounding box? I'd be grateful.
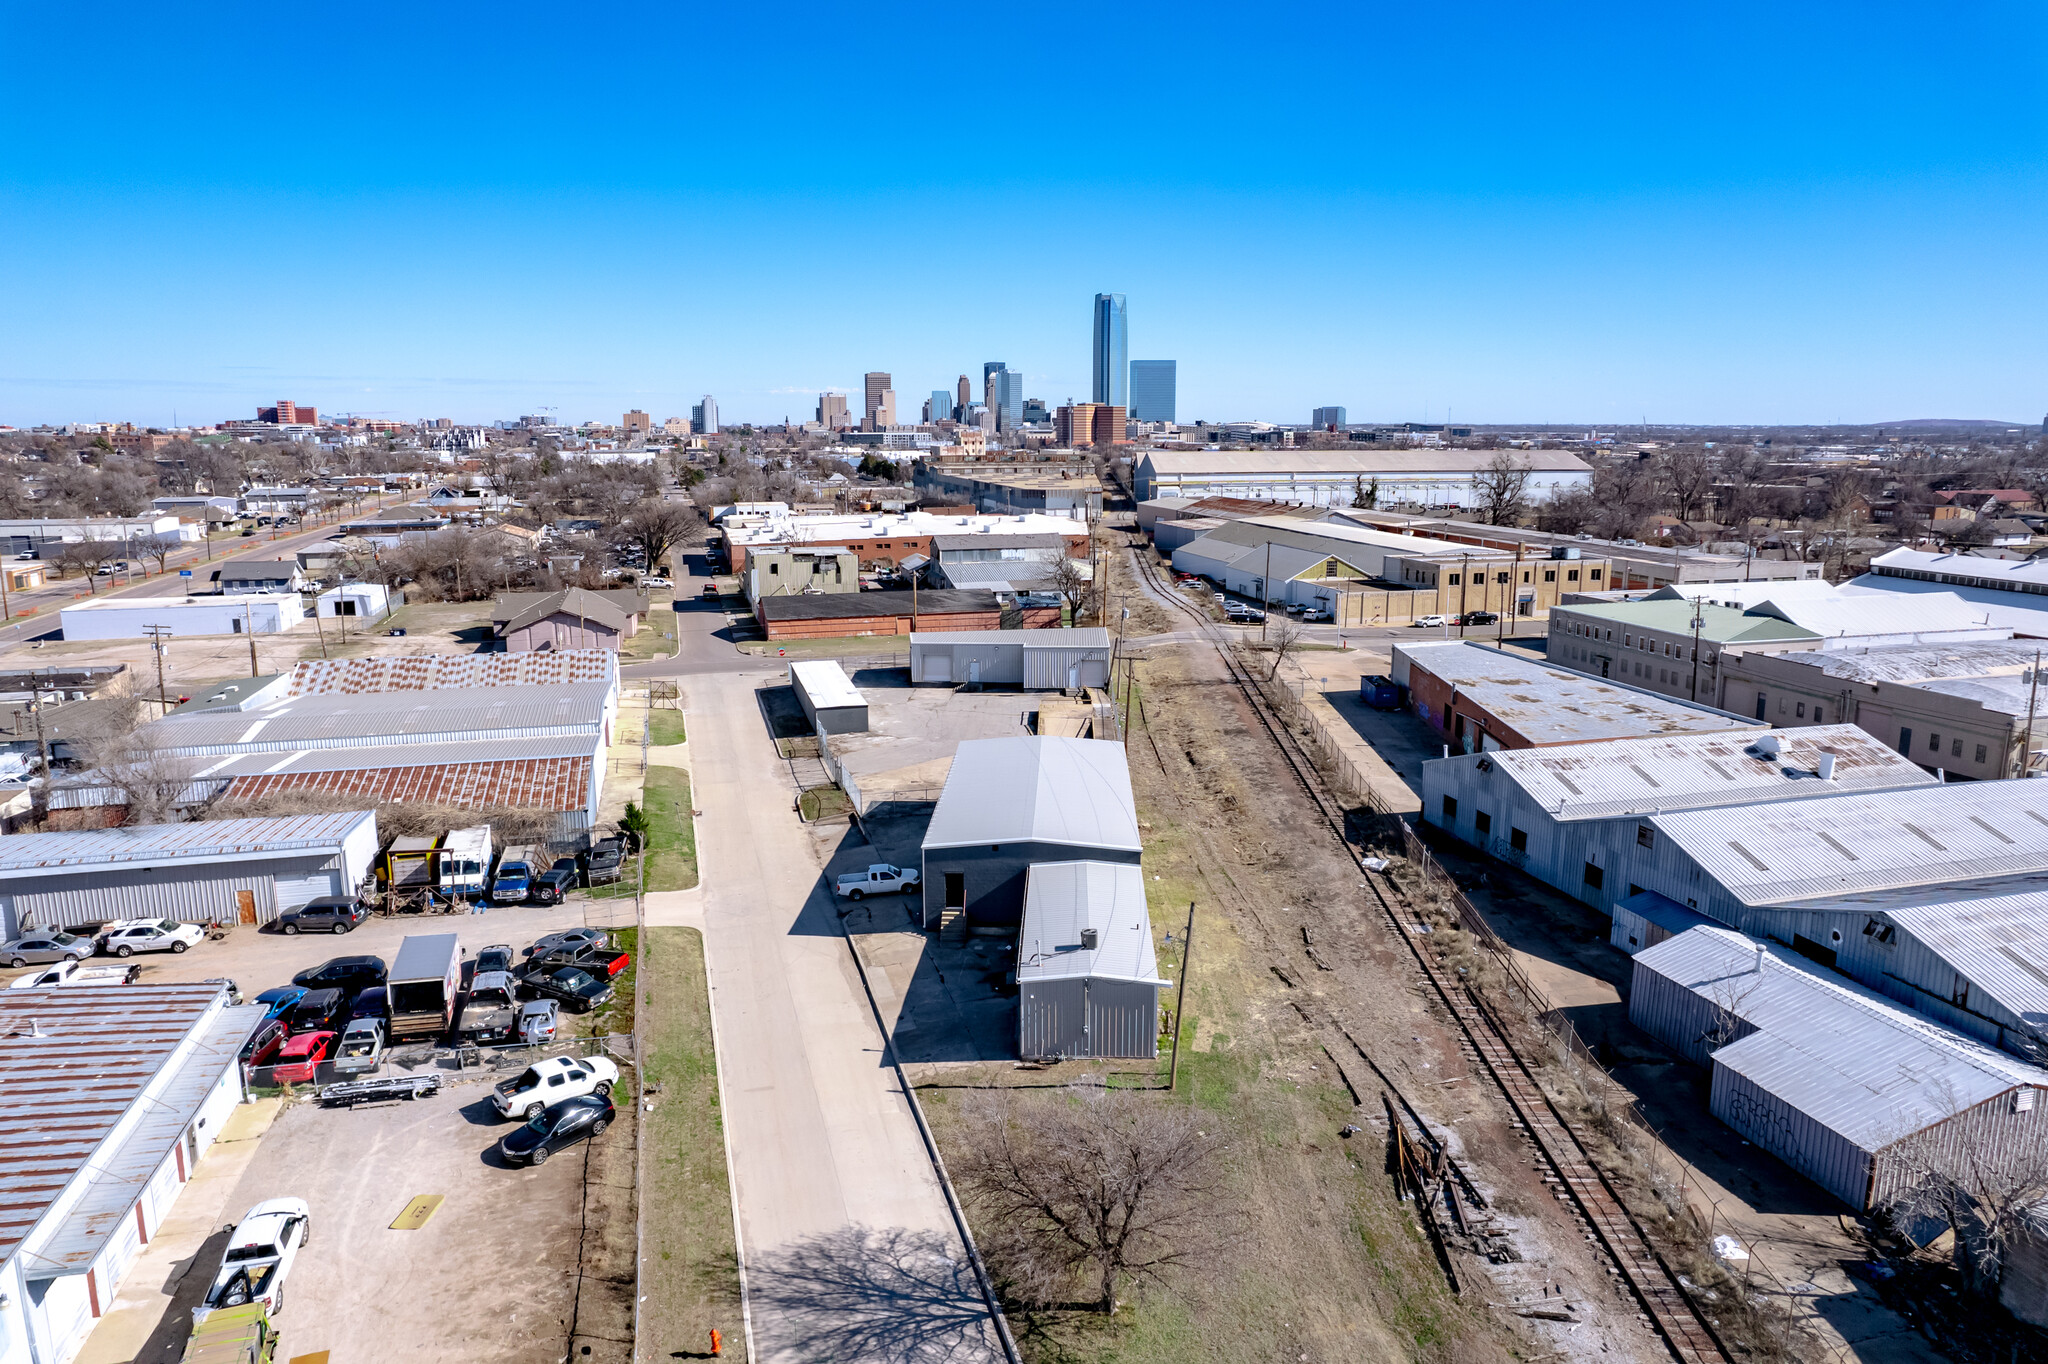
[919,736,1141,929]
[790,660,868,735]
[1630,926,2048,1214]
[0,811,380,936]
[909,629,1111,689]
[1420,725,1936,915]
[1017,860,1165,1060]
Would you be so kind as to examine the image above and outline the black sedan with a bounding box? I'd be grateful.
[499,1093,614,1167]
[291,955,388,997]
[519,966,612,1013]
[526,929,610,960]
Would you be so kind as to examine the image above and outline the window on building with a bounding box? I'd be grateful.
[1952,737,1964,757]
[1977,743,1989,764]
[1442,795,1458,820]
[1623,634,1632,647]
[1813,706,1823,723]
[1637,824,1655,849]
[1796,702,1805,718]
[1521,570,1531,583]
[1583,863,1604,889]
[1510,827,1528,852]
[1496,571,1509,584]
[1589,568,1602,580]
[1930,732,1942,752]
[1474,810,1491,835]
[1544,570,1556,582]
[769,563,780,574]
[1568,569,1580,581]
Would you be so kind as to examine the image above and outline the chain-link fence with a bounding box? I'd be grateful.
[246,1030,632,1093]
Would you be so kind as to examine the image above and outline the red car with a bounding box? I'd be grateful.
[268,1030,335,1084]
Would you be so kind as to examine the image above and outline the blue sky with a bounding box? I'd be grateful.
[3,2,2044,428]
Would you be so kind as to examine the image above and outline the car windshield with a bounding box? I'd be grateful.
[224,1243,276,1263]
[50,933,80,946]
[557,970,593,988]
[524,1111,550,1134]
[155,919,179,931]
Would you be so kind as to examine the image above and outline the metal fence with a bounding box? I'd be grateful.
[246,1030,632,1092]
[1243,664,1386,813]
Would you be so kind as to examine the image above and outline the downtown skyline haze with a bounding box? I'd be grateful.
[3,0,2044,429]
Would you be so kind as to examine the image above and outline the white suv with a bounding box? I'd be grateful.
[491,1055,620,1120]
[97,918,206,957]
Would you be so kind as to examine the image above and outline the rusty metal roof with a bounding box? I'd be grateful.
[225,755,593,811]
[0,985,253,1271]
[286,650,616,697]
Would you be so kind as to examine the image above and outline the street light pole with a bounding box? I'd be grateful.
[1689,598,1706,700]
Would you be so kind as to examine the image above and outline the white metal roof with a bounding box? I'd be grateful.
[1637,926,2046,1152]
[1867,547,2048,594]
[1451,724,1936,822]
[0,811,374,878]
[144,682,611,754]
[1018,861,1163,984]
[922,737,1141,852]
[1750,639,2047,686]
[1396,640,1764,743]
[1140,449,1593,475]
[1650,781,2048,909]
[1883,893,2048,1033]
[1745,590,2009,645]
[789,659,864,711]
[909,628,1111,649]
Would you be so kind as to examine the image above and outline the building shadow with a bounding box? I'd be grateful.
[747,1223,997,1363]
[754,684,811,740]
[132,1225,232,1364]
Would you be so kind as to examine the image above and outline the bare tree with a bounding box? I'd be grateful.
[1266,617,1305,680]
[1658,447,1715,523]
[951,1087,1231,1313]
[617,497,704,576]
[1046,556,1099,624]
[1590,459,1661,540]
[69,705,200,827]
[1879,1078,2048,1299]
[51,537,118,591]
[1472,451,1534,526]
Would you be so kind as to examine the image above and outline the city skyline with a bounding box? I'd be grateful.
[2,3,2043,428]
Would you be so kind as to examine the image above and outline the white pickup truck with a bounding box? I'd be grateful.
[197,1198,310,1321]
[833,864,921,900]
[9,959,141,989]
[491,1054,620,1120]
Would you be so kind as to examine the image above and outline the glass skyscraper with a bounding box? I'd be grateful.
[1092,294,1127,406]
[928,389,953,423]
[1130,360,1176,422]
[983,362,1022,431]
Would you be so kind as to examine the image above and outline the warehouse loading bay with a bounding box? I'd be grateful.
[8,899,638,1364]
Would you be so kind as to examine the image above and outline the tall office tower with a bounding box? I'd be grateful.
[691,396,719,435]
[1311,406,1347,431]
[623,409,652,436]
[864,372,892,429]
[875,390,896,428]
[927,389,953,424]
[1058,402,1123,447]
[816,393,850,428]
[1092,294,1127,406]
[956,375,972,416]
[1129,361,1177,423]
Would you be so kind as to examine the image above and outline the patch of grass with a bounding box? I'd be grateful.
[797,785,853,821]
[621,599,677,660]
[639,926,746,1360]
[648,710,688,746]
[587,767,697,897]
[580,925,638,1037]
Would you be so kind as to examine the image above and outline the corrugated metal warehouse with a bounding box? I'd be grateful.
[1392,640,1764,752]
[1420,725,1936,916]
[758,589,1061,640]
[920,736,1142,929]
[790,660,868,735]
[0,984,265,1364]
[138,682,614,757]
[908,628,1112,688]
[1629,927,2048,1215]
[0,811,379,936]
[1017,860,1165,1060]
[1829,891,2048,1062]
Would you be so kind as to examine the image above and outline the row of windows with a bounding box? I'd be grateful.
[1441,796,1526,850]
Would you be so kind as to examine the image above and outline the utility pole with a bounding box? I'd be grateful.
[310,598,330,659]
[2021,650,2043,779]
[1689,598,1707,701]
[1261,539,1273,644]
[243,601,259,677]
[1457,552,1471,633]
[26,671,51,825]
[1168,901,1195,1092]
[142,626,172,717]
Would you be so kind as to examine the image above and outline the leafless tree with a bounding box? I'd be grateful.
[69,706,201,827]
[1472,451,1534,526]
[51,538,119,591]
[617,497,704,575]
[1266,617,1305,680]
[1590,459,1660,540]
[1046,556,1099,624]
[951,1087,1232,1313]
[1879,1078,2048,1299]
[1658,447,1716,523]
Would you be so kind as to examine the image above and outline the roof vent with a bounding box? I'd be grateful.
[1753,734,1781,760]
[1817,752,1837,781]
[1080,927,1099,951]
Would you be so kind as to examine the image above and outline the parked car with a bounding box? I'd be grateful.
[641,577,673,589]
[498,1093,615,1167]
[701,583,720,601]
[1224,604,1265,623]
[291,955,387,997]
[491,1054,621,1120]
[3,930,92,967]
[253,987,307,1021]
[348,985,388,1021]
[275,897,369,935]
[834,864,920,900]
[9,959,140,988]
[1413,614,1449,628]
[520,966,613,1014]
[1284,602,1307,617]
[331,1018,385,1076]
[457,972,522,1042]
[527,929,610,959]
[474,944,516,976]
[198,1198,310,1320]
[581,838,625,886]
[282,988,349,1036]
[529,867,577,905]
[1304,606,1335,623]
[268,1031,335,1085]
[96,918,206,957]
[1459,610,1499,626]
[518,998,559,1043]
[239,1017,287,1065]
[525,940,630,979]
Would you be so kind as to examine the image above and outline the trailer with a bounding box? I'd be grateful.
[317,1072,442,1107]
[386,933,462,1043]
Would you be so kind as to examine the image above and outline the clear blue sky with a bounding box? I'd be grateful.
[3,1,2044,429]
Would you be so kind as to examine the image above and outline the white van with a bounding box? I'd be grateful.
[435,825,494,902]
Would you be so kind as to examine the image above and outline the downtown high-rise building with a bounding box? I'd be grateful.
[956,374,972,416]
[983,362,1022,432]
[1092,294,1127,407]
[927,389,953,424]
[1129,360,1176,423]
[1056,402,1126,448]
[691,396,719,435]
[816,392,850,428]
[1311,405,1348,431]
[864,372,892,430]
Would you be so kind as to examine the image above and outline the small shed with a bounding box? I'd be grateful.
[316,582,390,620]
[919,736,1141,929]
[1629,926,2048,1214]
[790,660,868,736]
[909,628,1111,689]
[1017,860,1165,1060]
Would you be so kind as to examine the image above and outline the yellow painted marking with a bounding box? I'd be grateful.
[289,1354,331,1364]
[388,1195,444,1230]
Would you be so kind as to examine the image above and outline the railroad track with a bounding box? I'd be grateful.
[1123,545,1732,1364]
